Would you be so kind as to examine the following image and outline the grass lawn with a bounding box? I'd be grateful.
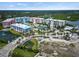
[0,39,8,49]
[12,48,36,57]
[0,24,3,30]
[9,29,21,35]
[9,29,23,38]
[0,42,7,49]
[12,39,39,57]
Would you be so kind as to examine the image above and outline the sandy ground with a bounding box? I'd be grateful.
[39,40,79,57]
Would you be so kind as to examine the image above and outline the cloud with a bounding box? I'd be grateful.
[17,3,26,6]
[0,7,79,10]
[0,2,79,10]
[9,5,15,7]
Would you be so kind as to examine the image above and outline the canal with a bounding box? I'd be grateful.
[0,31,19,42]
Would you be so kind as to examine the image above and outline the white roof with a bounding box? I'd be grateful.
[53,19,66,22]
[31,17,44,19]
[45,18,53,21]
[11,23,31,29]
[64,26,73,30]
[3,18,15,22]
[45,18,66,22]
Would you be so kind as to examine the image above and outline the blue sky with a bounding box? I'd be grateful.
[0,2,79,10]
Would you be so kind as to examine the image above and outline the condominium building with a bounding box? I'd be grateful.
[30,17,44,24]
[45,18,66,30]
[15,17,30,24]
[11,23,31,34]
[45,18,54,30]
[53,19,66,27]
[2,18,15,28]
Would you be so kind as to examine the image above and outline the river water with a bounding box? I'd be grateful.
[66,20,79,29]
[0,31,19,42]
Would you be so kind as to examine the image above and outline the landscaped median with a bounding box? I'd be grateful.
[11,39,39,57]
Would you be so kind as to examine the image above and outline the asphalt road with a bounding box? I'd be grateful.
[0,36,31,57]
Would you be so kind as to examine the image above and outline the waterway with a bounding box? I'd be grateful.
[0,31,19,42]
[66,20,79,29]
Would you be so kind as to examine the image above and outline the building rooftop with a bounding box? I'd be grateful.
[45,18,53,21]
[64,26,73,30]
[15,17,30,19]
[31,17,44,19]
[53,19,66,22]
[11,23,31,29]
[45,18,66,22]
[3,18,15,22]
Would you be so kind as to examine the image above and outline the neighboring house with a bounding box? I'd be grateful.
[2,18,15,28]
[30,17,44,24]
[15,17,30,24]
[11,23,31,34]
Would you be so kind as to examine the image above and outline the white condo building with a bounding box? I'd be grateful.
[45,18,54,30]
[45,18,66,30]
[53,19,66,27]
[11,23,31,34]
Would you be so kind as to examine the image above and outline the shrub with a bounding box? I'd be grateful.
[69,43,75,47]
[32,49,39,53]
[18,45,26,49]
[0,24,3,30]
[0,39,8,44]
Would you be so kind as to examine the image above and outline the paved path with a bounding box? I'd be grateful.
[49,33,79,44]
[47,33,71,44]
[0,38,19,57]
[0,36,32,57]
[0,42,18,57]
